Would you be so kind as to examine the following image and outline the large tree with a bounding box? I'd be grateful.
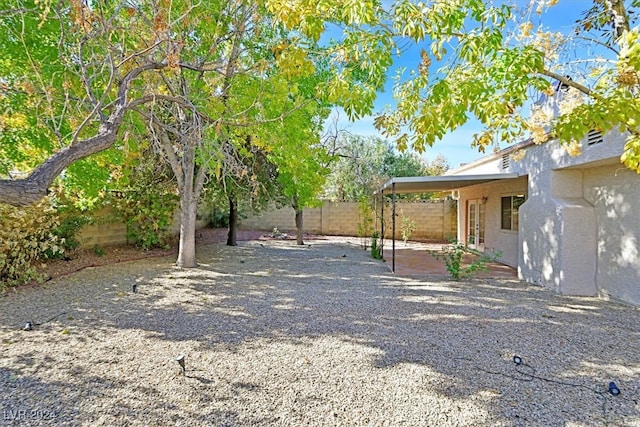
[271,0,639,169]
[324,135,440,202]
[0,0,387,267]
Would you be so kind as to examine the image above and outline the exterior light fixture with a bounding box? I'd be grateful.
[176,354,186,375]
[608,381,620,396]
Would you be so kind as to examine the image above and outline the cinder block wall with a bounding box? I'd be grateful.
[81,201,457,246]
[377,200,458,242]
[79,221,129,247]
[240,200,457,242]
[79,208,207,248]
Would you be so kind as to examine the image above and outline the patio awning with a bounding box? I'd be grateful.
[376,172,520,274]
[377,173,520,194]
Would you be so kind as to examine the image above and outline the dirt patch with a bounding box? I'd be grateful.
[35,228,323,283]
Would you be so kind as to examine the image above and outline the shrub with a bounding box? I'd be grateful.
[0,198,64,289]
[44,209,92,258]
[370,232,383,260]
[429,240,502,280]
[399,210,416,244]
[357,197,374,250]
[111,149,178,250]
[115,189,177,250]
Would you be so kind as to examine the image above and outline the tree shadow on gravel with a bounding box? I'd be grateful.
[1,239,639,425]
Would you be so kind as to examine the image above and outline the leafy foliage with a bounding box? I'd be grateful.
[325,135,448,201]
[45,212,91,258]
[371,0,640,170]
[0,198,63,288]
[271,0,640,171]
[429,240,502,281]
[370,231,383,260]
[0,0,125,205]
[357,197,375,250]
[399,210,416,244]
[111,151,178,250]
[117,190,177,250]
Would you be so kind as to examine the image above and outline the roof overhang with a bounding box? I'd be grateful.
[377,173,520,194]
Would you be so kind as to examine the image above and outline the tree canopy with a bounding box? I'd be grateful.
[0,0,384,208]
[1,0,639,214]
[324,134,449,202]
[269,0,640,171]
[372,0,639,170]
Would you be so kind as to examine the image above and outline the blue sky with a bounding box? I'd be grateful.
[329,0,603,169]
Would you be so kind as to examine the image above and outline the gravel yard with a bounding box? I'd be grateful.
[1,237,639,426]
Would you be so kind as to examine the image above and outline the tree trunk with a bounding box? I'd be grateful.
[154,119,207,269]
[295,208,304,245]
[176,192,198,268]
[227,195,237,246]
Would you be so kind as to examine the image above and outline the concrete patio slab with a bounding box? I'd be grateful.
[382,240,518,279]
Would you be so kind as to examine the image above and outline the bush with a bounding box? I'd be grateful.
[111,149,178,250]
[399,210,416,244]
[207,208,229,228]
[0,198,64,289]
[115,189,177,250]
[429,240,502,280]
[44,211,92,258]
[370,232,383,259]
[357,197,374,250]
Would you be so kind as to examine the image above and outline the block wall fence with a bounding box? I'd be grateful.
[78,200,457,247]
[77,209,207,248]
[239,200,458,242]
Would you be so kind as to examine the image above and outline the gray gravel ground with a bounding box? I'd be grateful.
[1,237,639,426]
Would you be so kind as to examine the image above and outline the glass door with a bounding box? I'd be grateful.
[467,200,485,251]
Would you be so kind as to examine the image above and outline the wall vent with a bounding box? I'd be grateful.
[501,153,510,170]
[587,129,603,146]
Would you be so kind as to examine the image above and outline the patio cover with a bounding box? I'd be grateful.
[377,173,520,194]
[376,173,520,273]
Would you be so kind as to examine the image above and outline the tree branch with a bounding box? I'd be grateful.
[0,63,164,206]
[540,69,596,98]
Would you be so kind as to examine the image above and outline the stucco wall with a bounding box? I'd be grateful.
[583,164,640,304]
[457,177,528,268]
[510,132,630,297]
[518,168,599,296]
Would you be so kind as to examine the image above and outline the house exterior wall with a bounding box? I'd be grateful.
[449,129,640,305]
[583,164,640,304]
[456,177,528,268]
[512,131,633,298]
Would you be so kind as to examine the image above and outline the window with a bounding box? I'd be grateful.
[501,194,526,231]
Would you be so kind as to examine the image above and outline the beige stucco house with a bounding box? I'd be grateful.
[379,127,640,306]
